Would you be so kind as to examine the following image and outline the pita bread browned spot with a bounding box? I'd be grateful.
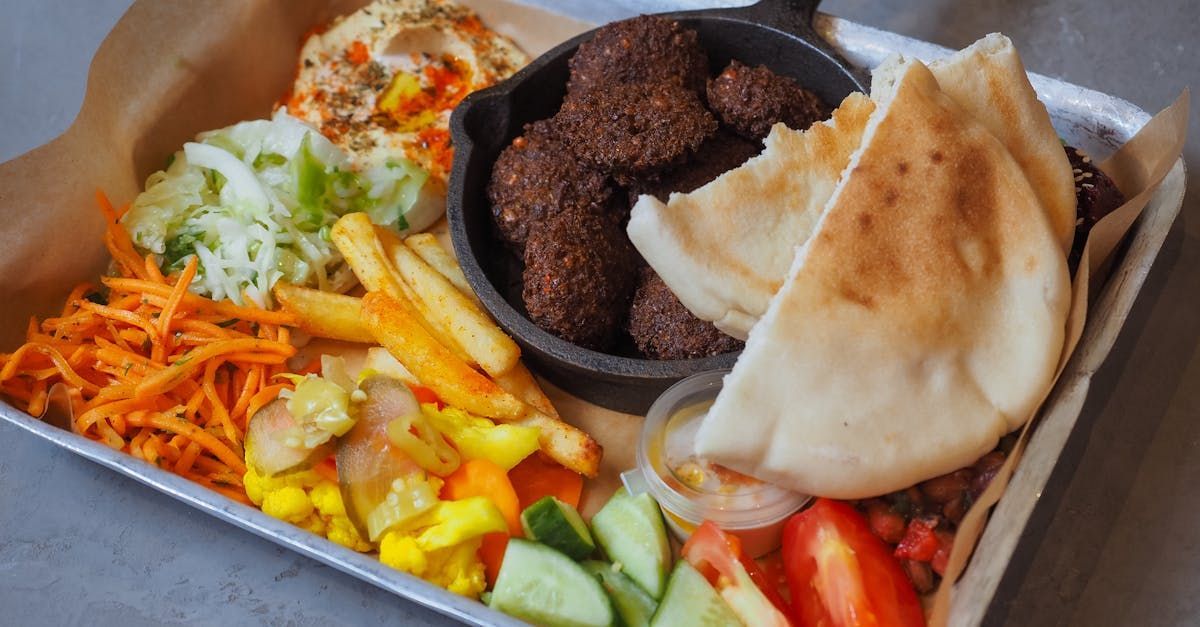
[626,93,875,339]
[693,57,1071,499]
[930,33,1078,255]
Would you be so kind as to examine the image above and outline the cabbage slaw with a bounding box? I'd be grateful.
[121,110,428,306]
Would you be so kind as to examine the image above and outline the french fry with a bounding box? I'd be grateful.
[361,291,526,420]
[401,234,565,410]
[494,367,598,475]
[337,217,594,473]
[377,226,521,377]
[331,213,475,366]
[494,363,559,420]
[513,410,602,478]
[402,237,564,421]
[404,233,473,297]
[273,283,374,343]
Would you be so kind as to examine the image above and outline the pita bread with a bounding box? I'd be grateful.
[629,35,1073,340]
[930,33,1077,254]
[626,94,875,339]
[692,57,1071,499]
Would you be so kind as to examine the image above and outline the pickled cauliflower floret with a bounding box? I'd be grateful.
[244,465,371,552]
[262,486,314,522]
[379,534,486,599]
[426,539,487,598]
[376,497,506,599]
[380,534,428,574]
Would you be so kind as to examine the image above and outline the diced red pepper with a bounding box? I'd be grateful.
[346,40,371,65]
[894,517,940,562]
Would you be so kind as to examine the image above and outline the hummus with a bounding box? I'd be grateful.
[284,0,528,231]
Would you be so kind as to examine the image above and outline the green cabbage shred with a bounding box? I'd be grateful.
[120,110,428,307]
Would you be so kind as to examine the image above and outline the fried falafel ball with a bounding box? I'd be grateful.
[1067,145,1125,228]
[522,210,638,351]
[488,120,615,251]
[707,60,830,140]
[628,267,743,360]
[557,81,717,182]
[626,130,761,204]
[1066,145,1126,270]
[567,15,709,95]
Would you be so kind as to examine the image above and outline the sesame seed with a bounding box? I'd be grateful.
[1082,183,1095,189]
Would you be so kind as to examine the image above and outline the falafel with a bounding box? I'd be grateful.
[488,119,615,251]
[523,210,639,351]
[1066,145,1126,270]
[628,267,743,360]
[557,81,717,181]
[707,60,830,140]
[567,15,709,95]
[626,129,761,204]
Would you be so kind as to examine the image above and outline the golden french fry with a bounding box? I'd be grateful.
[273,283,374,343]
[494,366,597,474]
[378,227,520,377]
[404,233,473,297]
[401,233,562,417]
[330,213,406,295]
[494,363,559,420]
[361,291,526,420]
[331,213,475,366]
[513,410,602,478]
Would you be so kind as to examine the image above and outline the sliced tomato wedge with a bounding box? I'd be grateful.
[782,499,925,627]
[681,521,793,626]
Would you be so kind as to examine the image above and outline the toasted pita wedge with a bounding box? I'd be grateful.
[930,33,1078,254]
[693,57,1071,499]
[627,93,875,339]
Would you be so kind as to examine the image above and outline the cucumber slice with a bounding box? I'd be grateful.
[651,562,741,627]
[490,539,614,627]
[591,488,672,599]
[583,561,658,627]
[522,496,596,560]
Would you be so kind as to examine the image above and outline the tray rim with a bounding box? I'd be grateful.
[0,6,1187,627]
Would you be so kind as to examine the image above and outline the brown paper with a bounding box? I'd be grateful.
[0,1,1187,623]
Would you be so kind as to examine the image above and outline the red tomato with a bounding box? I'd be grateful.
[894,517,940,562]
[782,499,925,627]
[682,521,793,626]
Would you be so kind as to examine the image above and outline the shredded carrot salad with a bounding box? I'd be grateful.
[0,192,302,503]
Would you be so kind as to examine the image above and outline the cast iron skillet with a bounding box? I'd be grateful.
[447,0,868,414]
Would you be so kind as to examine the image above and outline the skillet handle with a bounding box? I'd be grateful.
[738,0,821,27]
[729,0,870,90]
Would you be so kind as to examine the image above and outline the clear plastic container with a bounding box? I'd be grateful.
[626,370,810,558]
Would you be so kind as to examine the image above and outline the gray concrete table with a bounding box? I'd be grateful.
[2,1,1196,625]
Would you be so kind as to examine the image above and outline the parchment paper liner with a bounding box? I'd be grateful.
[0,0,1187,623]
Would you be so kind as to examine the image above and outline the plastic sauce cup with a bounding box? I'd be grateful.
[625,370,810,558]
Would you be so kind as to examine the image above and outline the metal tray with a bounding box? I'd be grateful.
[0,4,1185,626]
